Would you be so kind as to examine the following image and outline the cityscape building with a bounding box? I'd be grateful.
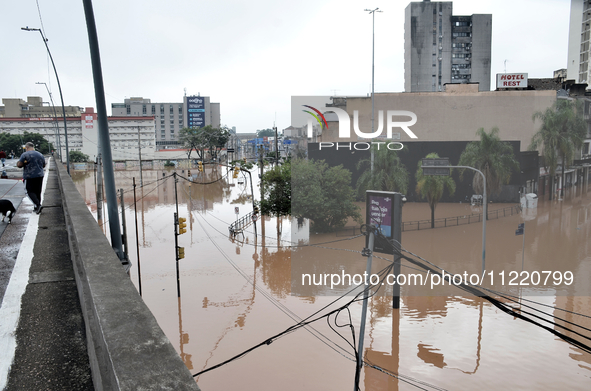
[404,0,492,92]
[111,96,220,150]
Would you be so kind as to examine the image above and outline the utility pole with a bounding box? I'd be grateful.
[355,228,375,391]
[119,189,129,264]
[392,193,403,309]
[83,0,125,262]
[137,126,143,186]
[96,153,103,222]
[364,7,382,173]
[133,177,142,296]
[274,126,279,165]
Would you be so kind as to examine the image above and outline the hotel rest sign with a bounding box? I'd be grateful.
[496,73,528,89]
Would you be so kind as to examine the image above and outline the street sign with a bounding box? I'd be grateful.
[227,148,235,153]
[422,158,451,176]
[366,191,397,254]
[235,207,239,214]
[252,214,258,222]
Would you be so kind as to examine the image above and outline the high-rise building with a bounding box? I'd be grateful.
[566,0,591,84]
[111,96,220,150]
[404,1,492,92]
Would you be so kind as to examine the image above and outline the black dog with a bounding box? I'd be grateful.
[0,199,16,224]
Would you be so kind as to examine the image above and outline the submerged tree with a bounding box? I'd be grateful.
[355,145,408,200]
[260,161,291,218]
[530,99,587,199]
[292,159,361,232]
[416,153,456,228]
[179,125,230,161]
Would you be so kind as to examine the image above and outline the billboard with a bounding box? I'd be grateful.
[366,191,395,254]
[496,73,528,89]
[187,95,205,128]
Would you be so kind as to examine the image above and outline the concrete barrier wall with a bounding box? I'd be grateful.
[55,162,200,391]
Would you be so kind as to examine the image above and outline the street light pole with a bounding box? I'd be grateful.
[22,27,70,174]
[365,8,382,172]
[438,165,487,274]
[35,82,62,162]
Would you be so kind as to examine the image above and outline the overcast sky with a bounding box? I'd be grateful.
[1,0,572,133]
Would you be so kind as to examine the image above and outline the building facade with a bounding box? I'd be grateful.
[567,0,591,84]
[0,96,82,118]
[111,96,221,151]
[404,1,492,92]
[0,106,156,161]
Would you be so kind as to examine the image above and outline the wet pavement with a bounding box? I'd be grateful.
[0,159,93,390]
[71,166,591,390]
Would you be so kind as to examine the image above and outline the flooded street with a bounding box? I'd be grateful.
[72,166,591,390]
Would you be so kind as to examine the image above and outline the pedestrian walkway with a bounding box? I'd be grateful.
[0,159,93,389]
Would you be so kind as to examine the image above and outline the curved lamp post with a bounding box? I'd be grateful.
[22,26,70,174]
[35,82,62,161]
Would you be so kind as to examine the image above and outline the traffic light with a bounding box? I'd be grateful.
[187,169,191,177]
[177,246,185,259]
[198,161,204,172]
[233,166,240,178]
[253,205,259,215]
[178,217,187,235]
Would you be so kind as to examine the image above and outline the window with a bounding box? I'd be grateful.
[160,105,164,114]
[151,106,156,114]
[178,106,183,113]
[126,105,130,115]
[170,105,174,114]
[142,105,146,114]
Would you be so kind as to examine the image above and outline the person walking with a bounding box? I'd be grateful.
[0,150,6,167]
[17,142,46,214]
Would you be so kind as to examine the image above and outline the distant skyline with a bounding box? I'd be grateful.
[1,0,572,133]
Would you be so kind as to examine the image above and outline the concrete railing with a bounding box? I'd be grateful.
[56,162,200,391]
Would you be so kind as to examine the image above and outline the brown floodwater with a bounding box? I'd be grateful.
[71,167,591,390]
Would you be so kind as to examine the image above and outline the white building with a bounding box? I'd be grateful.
[0,106,155,162]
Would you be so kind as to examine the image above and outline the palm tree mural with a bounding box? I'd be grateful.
[530,99,587,199]
[458,127,520,203]
[355,145,408,200]
[416,153,456,228]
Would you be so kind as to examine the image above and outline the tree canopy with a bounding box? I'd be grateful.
[458,127,519,199]
[260,161,291,218]
[530,99,587,199]
[0,132,52,156]
[416,152,456,228]
[256,128,276,138]
[179,125,230,161]
[292,159,361,232]
[355,144,408,200]
[69,150,90,163]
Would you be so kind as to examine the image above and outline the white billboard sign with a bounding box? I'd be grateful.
[497,73,528,89]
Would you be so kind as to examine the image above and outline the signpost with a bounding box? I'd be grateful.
[358,191,404,390]
[516,222,525,269]
[365,190,404,306]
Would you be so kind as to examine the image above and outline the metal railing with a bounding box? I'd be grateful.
[335,204,521,236]
[229,211,255,236]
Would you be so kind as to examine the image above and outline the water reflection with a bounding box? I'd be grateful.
[71,167,591,390]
